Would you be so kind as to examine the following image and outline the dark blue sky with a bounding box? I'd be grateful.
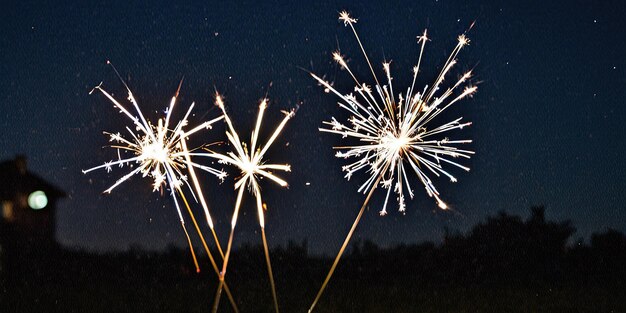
[1,0,625,254]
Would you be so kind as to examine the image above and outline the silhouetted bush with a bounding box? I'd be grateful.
[2,206,625,312]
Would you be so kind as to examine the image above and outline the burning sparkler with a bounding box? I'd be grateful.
[308,12,477,312]
[189,92,294,313]
[82,62,239,311]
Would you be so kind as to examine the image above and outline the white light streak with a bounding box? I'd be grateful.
[315,11,476,215]
[82,63,226,234]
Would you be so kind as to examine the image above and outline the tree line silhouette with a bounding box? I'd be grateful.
[2,206,625,312]
[342,206,625,287]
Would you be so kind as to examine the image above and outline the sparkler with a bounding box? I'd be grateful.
[308,12,476,312]
[82,62,239,312]
[189,92,294,313]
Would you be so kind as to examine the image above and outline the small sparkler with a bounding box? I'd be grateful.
[189,92,294,313]
[82,62,239,311]
[308,12,477,312]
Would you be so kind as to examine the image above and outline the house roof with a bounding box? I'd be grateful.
[0,155,66,201]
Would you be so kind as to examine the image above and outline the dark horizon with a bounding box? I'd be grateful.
[3,205,625,312]
[49,199,623,255]
[1,0,625,255]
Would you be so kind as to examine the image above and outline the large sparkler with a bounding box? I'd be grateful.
[82,62,239,311]
[189,92,294,313]
[308,12,476,312]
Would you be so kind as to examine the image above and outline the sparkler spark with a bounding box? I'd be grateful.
[190,92,293,313]
[83,64,244,311]
[82,64,230,269]
[315,12,475,215]
[309,12,477,312]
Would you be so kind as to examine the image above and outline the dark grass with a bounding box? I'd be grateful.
[2,274,624,313]
[2,207,625,312]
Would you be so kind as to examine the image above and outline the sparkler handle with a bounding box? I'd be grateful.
[262,227,280,313]
[212,185,246,313]
[178,190,239,313]
[308,177,381,312]
[212,280,225,313]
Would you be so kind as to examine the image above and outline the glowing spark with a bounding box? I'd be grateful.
[196,94,294,230]
[82,64,227,257]
[192,93,293,313]
[339,10,357,25]
[308,12,477,312]
[313,12,475,215]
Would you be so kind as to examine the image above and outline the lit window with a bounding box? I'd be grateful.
[2,201,14,221]
[28,191,48,210]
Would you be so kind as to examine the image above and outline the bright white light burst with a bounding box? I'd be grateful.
[190,93,294,313]
[313,11,477,215]
[82,66,226,229]
[192,93,294,229]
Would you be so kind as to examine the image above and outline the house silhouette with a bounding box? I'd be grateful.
[0,155,65,278]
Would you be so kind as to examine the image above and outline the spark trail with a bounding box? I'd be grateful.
[189,92,294,313]
[309,12,476,312]
[83,63,239,311]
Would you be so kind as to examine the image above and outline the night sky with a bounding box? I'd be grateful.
[2,0,625,255]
